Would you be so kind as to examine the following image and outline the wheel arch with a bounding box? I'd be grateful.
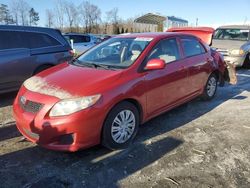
[100,98,143,149]
[101,98,144,137]
[211,69,224,86]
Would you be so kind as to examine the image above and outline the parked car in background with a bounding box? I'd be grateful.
[63,33,100,55]
[14,32,232,152]
[212,25,250,67]
[0,25,73,94]
[94,34,112,42]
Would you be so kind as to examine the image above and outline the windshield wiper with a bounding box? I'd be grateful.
[69,59,85,66]
[70,59,117,70]
[92,63,112,70]
[83,62,117,70]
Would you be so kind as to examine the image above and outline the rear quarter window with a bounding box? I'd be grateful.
[0,30,61,50]
[24,32,61,48]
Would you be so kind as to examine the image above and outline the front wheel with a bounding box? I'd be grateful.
[201,73,218,100]
[102,101,139,150]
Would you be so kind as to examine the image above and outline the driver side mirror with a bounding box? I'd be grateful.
[145,59,166,70]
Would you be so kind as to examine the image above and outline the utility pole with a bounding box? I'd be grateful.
[196,18,198,27]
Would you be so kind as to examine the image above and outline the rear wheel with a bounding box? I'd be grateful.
[102,101,139,150]
[201,73,218,100]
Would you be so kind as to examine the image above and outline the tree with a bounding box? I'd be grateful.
[45,9,54,28]
[106,8,120,34]
[19,0,30,25]
[121,27,124,34]
[79,1,101,33]
[55,0,65,28]
[10,0,19,25]
[29,8,39,26]
[0,4,15,25]
[114,27,120,34]
[64,1,78,31]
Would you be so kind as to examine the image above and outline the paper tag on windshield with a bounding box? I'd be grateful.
[135,37,153,41]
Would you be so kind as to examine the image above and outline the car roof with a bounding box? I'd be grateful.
[0,25,60,33]
[115,32,196,39]
[217,25,250,30]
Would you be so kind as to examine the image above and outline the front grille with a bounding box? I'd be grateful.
[19,97,44,113]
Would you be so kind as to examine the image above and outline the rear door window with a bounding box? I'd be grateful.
[181,37,206,57]
[23,32,61,48]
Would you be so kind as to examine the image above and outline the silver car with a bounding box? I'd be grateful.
[63,33,100,56]
[212,25,250,67]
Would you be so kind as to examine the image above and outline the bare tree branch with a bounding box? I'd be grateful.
[45,9,54,28]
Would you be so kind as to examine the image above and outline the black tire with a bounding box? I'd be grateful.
[33,65,53,75]
[243,54,250,69]
[102,101,139,150]
[201,73,218,101]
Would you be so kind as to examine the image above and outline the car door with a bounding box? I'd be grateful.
[0,30,32,92]
[144,37,189,116]
[180,36,210,94]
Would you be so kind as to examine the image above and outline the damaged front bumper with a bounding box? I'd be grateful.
[223,61,237,85]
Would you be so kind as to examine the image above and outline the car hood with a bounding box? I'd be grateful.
[211,39,245,50]
[167,27,214,45]
[23,63,123,99]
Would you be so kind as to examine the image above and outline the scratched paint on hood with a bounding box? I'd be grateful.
[23,76,76,99]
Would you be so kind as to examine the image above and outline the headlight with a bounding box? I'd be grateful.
[49,94,101,117]
[230,49,244,56]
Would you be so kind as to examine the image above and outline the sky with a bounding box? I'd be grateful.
[1,0,250,28]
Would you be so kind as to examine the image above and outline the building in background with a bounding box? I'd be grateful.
[165,16,188,30]
[134,13,188,32]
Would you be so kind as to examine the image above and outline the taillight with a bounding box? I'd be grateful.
[69,49,75,56]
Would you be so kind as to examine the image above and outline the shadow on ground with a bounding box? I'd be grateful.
[0,91,17,108]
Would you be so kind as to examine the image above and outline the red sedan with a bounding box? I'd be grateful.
[13,32,228,152]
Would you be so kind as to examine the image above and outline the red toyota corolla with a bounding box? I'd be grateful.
[13,32,229,152]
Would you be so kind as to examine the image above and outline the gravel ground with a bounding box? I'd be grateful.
[0,69,250,188]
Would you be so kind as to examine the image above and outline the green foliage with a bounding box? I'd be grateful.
[121,27,124,33]
[29,8,39,26]
[0,4,15,25]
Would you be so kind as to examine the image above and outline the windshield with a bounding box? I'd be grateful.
[76,37,153,69]
[213,29,249,41]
